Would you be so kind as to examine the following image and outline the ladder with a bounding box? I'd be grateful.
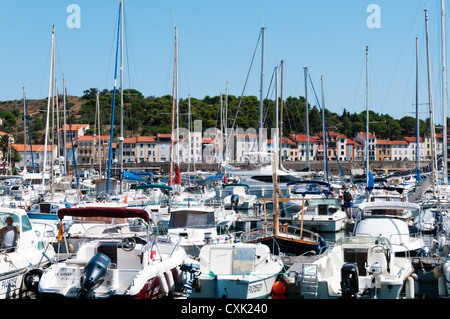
[299,263,318,298]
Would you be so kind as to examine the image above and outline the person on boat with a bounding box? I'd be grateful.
[328,186,336,199]
[0,216,19,252]
[342,185,353,219]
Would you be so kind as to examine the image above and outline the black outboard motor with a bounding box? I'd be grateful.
[230,194,239,209]
[77,253,111,298]
[340,263,359,299]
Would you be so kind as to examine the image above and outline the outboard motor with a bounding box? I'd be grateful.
[181,263,201,294]
[77,253,111,298]
[340,263,359,299]
[230,194,239,209]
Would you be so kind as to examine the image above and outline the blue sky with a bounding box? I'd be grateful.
[0,0,448,122]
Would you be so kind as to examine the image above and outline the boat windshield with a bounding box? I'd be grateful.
[337,236,391,248]
[77,222,149,249]
[306,198,340,207]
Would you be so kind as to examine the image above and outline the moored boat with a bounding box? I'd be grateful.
[183,243,284,299]
[38,206,187,299]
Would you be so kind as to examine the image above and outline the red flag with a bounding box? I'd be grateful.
[172,165,181,185]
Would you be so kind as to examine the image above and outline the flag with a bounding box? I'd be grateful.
[150,240,157,260]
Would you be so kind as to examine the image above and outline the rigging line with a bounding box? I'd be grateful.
[379,0,423,112]
[368,56,385,114]
[104,6,121,92]
[262,68,276,126]
[351,55,365,113]
[226,30,262,151]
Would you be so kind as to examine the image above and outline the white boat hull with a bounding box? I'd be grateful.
[189,274,279,299]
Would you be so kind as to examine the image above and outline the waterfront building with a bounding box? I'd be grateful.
[288,134,316,161]
[12,144,56,170]
[136,136,158,163]
[376,139,391,161]
[355,132,377,161]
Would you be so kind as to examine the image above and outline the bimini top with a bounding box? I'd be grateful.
[57,207,150,223]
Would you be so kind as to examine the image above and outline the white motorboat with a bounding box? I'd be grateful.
[0,207,55,299]
[299,236,415,299]
[291,197,347,232]
[221,163,302,196]
[213,204,237,229]
[352,201,426,256]
[38,207,187,299]
[183,243,284,299]
[157,207,234,257]
[284,180,333,216]
[222,183,257,210]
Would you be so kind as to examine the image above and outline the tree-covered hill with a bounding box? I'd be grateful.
[0,88,435,145]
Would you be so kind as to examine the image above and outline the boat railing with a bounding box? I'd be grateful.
[239,223,320,244]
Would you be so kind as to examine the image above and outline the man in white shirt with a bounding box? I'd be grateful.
[0,216,19,251]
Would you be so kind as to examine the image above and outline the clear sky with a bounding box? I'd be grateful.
[0,0,449,123]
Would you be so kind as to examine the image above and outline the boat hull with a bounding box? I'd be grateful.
[189,274,279,299]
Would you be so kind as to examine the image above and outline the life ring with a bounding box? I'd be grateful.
[24,268,44,293]
[157,271,169,296]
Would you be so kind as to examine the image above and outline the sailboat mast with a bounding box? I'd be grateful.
[442,0,448,184]
[169,26,178,186]
[23,87,27,172]
[106,1,122,195]
[225,82,228,161]
[43,25,55,180]
[275,66,279,166]
[321,75,329,182]
[304,67,310,170]
[416,37,420,184]
[258,27,265,164]
[426,9,438,195]
[366,45,370,189]
[96,88,102,176]
[63,78,67,175]
[280,60,284,163]
[119,0,124,194]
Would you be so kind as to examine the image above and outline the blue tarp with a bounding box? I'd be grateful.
[123,170,146,182]
[207,173,223,179]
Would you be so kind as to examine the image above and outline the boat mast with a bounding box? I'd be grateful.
[106,1,122,195]
[23,87,27,172]
[415,37,420,185]
[119,0,124,194]
[169,26,178,186]
[425,9,438,196]
[304,67,310,170]
[442,0,448,184]
[96,88,102,176]
[258,27,265,164]
[280,60,284,168]
[275,66,279,166]
[321,75,329,182]
[225,82,228,162]
[366,45,370,195]
[63,78,67,175]
[43,25,55,187]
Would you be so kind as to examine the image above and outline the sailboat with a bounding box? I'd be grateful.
[240,69,327,256]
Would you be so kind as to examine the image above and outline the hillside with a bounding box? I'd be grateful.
[0,88,434,146]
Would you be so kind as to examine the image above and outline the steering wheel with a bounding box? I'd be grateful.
[120,237,136,251]
[370,244,387,255]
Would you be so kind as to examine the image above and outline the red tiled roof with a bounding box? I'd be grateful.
[12,144,55,152]
[59,124,89,131]
[137,136,156,142]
